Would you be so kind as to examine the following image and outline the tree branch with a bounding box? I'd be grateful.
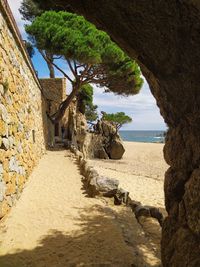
[50,84,79,123]
[44,51,55,78]
[51,61,73,83]
[53,55,62,60]
[76,64,86,69]
[73,60,78,76]
[39,50,73,83]
[66,59,76,78]
[80,64,91,82]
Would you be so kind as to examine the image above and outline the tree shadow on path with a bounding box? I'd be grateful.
[0,204,161,267]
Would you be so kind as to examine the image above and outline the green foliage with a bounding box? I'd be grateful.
[78,84,93,107]
[85,104,98,122]
[102,112,132,130]
[26,11,120,63]
[26,11,143,96]
[19,0,42,21]
[78,84,98,122]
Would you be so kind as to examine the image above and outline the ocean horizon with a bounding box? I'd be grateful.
[119,130,165,143]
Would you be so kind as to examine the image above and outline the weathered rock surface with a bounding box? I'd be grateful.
[36,1,200,266]
[90,175,119,196]
[106,138,125,160]
[0,181,6,202]
[114,188,129,205]
[68,109,89,158]
[70,112,125,160]
[128,199,164,226]
[83,120,125,160]
[0,200,10,219]
[97,147,109,160]
[79,156,122,198]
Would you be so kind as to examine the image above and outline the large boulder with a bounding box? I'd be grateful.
[107,138,125,159]
[90,175,119,196]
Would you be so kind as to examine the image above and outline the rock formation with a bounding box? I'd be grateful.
[68,106,125,160]
[84,120,125,160]
[100,120,125,160]
[35,1,200,266]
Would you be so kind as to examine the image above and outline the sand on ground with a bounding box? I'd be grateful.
[0,149,162,267]
[89,141,168,211]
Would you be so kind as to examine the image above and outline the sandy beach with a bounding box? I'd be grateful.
[89,141,169,211]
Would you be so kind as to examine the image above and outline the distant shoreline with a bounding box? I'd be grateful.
[119,130,165,143]
[123,140,165,144]
[119,130,166,132]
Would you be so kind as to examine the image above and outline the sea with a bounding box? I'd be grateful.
[119,130,165,143]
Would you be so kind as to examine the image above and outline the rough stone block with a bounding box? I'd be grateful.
[0,120,7,136]
[0,200,10,218]
[5,181,16,196]
[0,164,3,174]
[9,156,19,172]
[5,195,13,207]
[3,171,10,183]
[90,175,119,195]
[0,84,4,95]
[0,181,6,201]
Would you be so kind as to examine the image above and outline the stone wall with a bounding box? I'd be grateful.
[40,78,66,110]
[0,1,46,218]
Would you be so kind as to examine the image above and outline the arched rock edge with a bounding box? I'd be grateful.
[35,1,200,266]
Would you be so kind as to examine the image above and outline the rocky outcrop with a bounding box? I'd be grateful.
[69,112,125,160]
[66,106,88,157]
[85,120,125,160]
[101,120,125,160]
[36,1,200,266]
[74,112,88,154]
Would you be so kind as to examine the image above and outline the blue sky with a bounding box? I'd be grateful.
[8,0,166,130]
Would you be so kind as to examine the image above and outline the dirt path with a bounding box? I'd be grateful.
[0,150,161,267]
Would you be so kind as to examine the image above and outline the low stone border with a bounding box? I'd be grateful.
[70,145,164,227]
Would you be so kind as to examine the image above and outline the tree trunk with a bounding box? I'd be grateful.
[50,83,79,124]
[77,94,85,114]
[45,51,55,78]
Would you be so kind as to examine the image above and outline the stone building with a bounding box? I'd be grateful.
[40,78,73,145]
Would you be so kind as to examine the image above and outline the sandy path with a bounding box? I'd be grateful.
[0,150,161,267]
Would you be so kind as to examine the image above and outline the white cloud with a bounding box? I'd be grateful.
[93,79,166,130]
[7,0,26,37]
